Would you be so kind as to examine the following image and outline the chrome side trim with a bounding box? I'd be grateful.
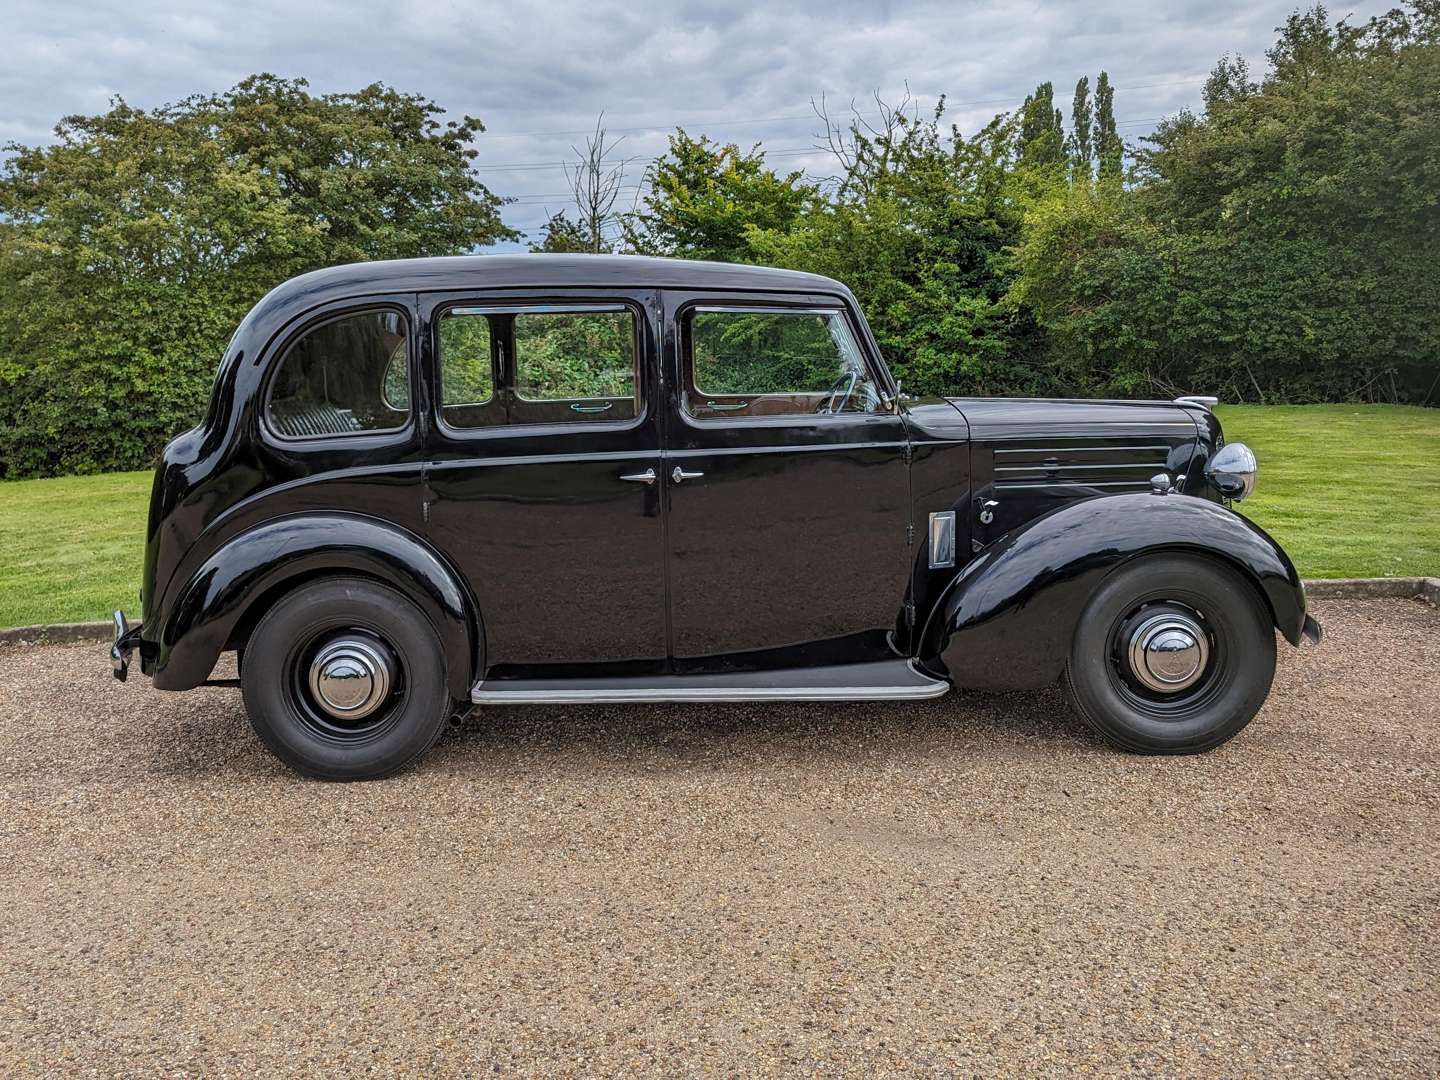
[471,662,950,705]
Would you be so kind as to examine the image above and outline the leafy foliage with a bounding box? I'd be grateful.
[2,5,1434,480]
[514,311,634,398]
[626,132,816,262]
[1015,3,1440,401]
[0,76,513,477]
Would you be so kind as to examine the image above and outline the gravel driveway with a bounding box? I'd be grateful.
[1,597,1437,1076]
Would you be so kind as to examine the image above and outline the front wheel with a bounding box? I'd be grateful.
[241,576,451,780]
[1062,554,1276,754]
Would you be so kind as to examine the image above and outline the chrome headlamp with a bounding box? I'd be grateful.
[1206,442,1258,500]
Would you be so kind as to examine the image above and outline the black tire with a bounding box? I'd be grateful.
[1061,554,1276,754]
[241,576,450,780]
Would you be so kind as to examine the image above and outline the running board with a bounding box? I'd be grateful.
[471,659,949,705]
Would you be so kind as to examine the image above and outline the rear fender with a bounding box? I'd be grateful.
[917,493,1308,690]
[151,513,479,697]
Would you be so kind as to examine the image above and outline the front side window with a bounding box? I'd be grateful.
[268,309,409,439]
[512,308,638,423]
[685,308,881,420]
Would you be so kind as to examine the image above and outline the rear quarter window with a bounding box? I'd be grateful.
[267,309,410,439]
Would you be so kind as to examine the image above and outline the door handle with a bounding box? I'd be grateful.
[705,401,748,411]
[671,466,704,484]
[619,468,657,485]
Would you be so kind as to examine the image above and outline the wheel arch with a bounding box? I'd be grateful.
[916,493,1309,690]
[151,513,483,699]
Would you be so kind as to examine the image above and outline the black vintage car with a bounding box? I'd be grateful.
[111,255,1320,780]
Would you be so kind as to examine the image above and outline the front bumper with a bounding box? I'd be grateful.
[111,610,145,681]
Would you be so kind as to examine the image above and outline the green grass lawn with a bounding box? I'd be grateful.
[0,405,1435,628]
[0,471,152,630]
[1214,404,1440,580]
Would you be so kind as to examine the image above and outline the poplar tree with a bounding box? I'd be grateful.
[1068,76,1094,179]
[1019,81,1066,168]
[1095,71,1123,180]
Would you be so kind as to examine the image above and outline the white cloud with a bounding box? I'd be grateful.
[2,0,1399,246]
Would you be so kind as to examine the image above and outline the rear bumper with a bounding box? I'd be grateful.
[110,611,146,681]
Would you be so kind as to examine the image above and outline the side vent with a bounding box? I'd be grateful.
[993,443,1177,495]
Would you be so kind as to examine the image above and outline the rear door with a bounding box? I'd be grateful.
[422,289,668,677]
[661,291,913,670]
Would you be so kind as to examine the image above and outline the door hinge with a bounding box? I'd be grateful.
[905,522,915,546]
[902,443,914,465]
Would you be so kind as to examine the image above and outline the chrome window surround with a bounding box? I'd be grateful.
[432,300,647,437]
[682,305,885,421]
[261,306,413,445]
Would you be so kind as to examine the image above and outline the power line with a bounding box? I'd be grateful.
[478,119,1168,175]
[478,78,1202,141]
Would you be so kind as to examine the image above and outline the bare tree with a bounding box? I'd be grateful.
[811,86,921,198]
[565,114,627,253]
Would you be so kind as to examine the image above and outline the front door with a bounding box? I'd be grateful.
[661,293,913,670]
[422,289,668,677]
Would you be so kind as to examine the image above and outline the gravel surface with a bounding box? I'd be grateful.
[1,597,1437,1077]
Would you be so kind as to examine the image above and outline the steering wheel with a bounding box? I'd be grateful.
[816,370,859,414]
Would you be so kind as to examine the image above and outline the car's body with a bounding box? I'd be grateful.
[112,255,1319,778]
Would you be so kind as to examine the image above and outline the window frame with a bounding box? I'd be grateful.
[431,297,649,440]
[678,301,888,426]
[260,303,416,446]
[432,304,502,429]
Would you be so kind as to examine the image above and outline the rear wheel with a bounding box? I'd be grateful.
[1061,554,1276,754]
[241,577,450,780]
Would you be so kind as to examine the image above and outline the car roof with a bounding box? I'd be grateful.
[224,255,861,375]
[268,254,848,301]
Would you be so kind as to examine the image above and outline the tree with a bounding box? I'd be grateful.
[625,131,815,262]
[0,76,514,477]
[561,115,626,253]
[529,211,593,253]
[1065,75,1094,182]
[1016,4,1440,402]
[752,99,1046,397]
[1068,76,1094,180]
[1094,71,1122,180]
[1019,81,1066,169]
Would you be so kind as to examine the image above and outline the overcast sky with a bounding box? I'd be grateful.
[3,0,1393,249]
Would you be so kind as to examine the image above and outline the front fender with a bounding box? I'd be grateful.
[149,513,479,697]
[917,493,1308,690]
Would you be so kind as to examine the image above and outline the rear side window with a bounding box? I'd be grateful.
[267,310,409,439]
[513,308,638,423]
[437,309,500,429]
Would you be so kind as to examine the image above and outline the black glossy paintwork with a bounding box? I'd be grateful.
[153,514,477,699]
[418,288,668,674]
[917,493,1309,689]
[130,254,1310,697]
[953,396,1206,547]
[660,289,911,670]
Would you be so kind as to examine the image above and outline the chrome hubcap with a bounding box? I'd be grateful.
[1126,612,1209,693]
[307,638,392,720]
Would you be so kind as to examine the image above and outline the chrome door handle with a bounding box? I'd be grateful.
[671,466,704,484]
[619,468,657,485]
